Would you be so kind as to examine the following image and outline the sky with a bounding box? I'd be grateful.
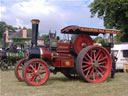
[0,0,104,37]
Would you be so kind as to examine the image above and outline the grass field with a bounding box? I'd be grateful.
[0,70,128,96]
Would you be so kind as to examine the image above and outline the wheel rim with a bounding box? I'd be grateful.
[81,46,112,83]
[24,60,49,86]
[73,35,93,54]
[15,59,26,81]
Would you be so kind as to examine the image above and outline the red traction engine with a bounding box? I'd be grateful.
[15,19,120,86]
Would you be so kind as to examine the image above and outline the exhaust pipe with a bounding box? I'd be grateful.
[31,19,40,47]
[2,33,6,51]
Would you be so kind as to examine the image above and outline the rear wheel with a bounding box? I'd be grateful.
[14,58,27,81]
[76,45,112,83]
[22,59,50,86]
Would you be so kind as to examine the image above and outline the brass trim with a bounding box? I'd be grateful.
[40,48,43,59]
[31,19,40,24]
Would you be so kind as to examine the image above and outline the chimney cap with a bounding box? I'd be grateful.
[31,19,40,24]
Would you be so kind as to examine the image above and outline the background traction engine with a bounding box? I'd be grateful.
[15,19,120,86]
[0,33,25,71]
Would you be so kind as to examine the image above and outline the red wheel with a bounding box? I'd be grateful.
[73,34,93,54]
[76,45,112,83]
[22,59,50,86]
[14,58,27,81]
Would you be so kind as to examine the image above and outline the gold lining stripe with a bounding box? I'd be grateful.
[40,48,43,59]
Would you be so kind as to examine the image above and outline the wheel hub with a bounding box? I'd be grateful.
[92,60,99,68]
[34,70,40,75]
[82,43,86,48]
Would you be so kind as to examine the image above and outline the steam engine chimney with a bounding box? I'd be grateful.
[2,33,6,51]
[31,19,40,47]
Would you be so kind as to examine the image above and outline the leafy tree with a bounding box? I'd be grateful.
[7,25,17,32]
[89,0,128,42]
[11,38,30,42]
[27,28,32,32]
[94,36,103,42]
[0,21,17,40]
[94,36,109,45]
[0,22,7,39]
[42,34,49,39]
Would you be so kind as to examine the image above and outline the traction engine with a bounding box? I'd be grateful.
[0,33,26,71]
[15,19,120,86]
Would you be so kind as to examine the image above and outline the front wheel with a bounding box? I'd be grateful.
[14,58,27,81]
[22,59,50,86]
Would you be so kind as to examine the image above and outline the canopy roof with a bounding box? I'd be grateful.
[61,25,120,36]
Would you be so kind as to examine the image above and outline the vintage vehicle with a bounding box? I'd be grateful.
[0,34,27,71]
[14,19,120,86]
[111,43,128,70]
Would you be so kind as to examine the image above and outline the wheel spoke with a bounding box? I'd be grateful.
[29,64,35,70]
[40,70,46,74]
[35,77,39,83]
[37,63,41,70]
[95,49,101,60]
[85,68,91,77]
[96,69,103,78]
[93,50,96,60]
[98,56,107,62]
[97,53,102,61]
[98,67,104,74]
[100,65,108,69]
[83,61,90,64]
[38,75,42,81]
[82,64,89,68]
[83,66,92,72]
[86,52,92,60]
[31,75,36,82]
[84,56,90,61]
[98,61,107,65]
[27,68,33,73]
[90,68,94,75]
[34,63,38,69]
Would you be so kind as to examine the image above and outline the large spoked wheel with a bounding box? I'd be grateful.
[22,59,50,86]
[14,58,27,81]
[76,45,112,83]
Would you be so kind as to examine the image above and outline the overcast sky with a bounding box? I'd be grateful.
[0,0,104,37]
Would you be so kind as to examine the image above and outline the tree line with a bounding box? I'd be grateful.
[89,0,128,43]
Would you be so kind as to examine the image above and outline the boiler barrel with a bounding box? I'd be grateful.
[0,51,25,60]
[26,48,51,60]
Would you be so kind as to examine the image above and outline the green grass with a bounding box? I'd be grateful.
[0,71,128,96]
